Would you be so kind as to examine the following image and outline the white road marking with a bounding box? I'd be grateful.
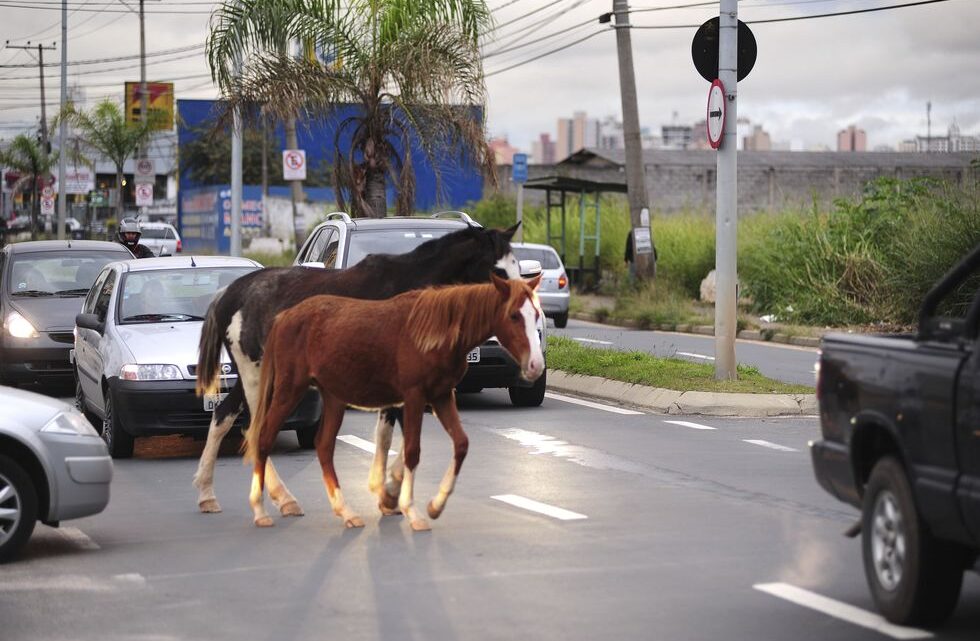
[664,420,717,431]
[544,392,643,415]
[744,439,799,452]
[753,583,933,640]
[491,494,587,521]
[57,526,100,550]
[572,337,613,345]
[337,434,398,456]
[676,351,715,361]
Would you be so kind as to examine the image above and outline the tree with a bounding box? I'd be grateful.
[0,134,59,240]
[207,0,494,218]
[57,100,153,220]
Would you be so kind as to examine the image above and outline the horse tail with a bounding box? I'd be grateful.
[243,329,278,465]
[196,292,225,398]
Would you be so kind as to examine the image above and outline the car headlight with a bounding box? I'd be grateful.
[5,311,39,338]
[41,411,100,438]
[120,364,182,381]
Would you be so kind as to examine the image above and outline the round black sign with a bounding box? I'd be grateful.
[691,17,757,83]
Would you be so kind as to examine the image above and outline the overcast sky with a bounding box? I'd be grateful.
[1,0,977,151]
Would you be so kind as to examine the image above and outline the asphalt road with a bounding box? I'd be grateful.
[553,319,820,386]
[3,388,977,641]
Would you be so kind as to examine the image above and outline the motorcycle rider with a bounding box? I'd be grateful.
[117,217,155,258]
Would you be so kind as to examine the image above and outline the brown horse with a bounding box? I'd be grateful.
[243,274,544,531]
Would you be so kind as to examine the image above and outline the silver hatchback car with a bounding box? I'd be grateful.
[0,385,112,562]
[511,242,570,328]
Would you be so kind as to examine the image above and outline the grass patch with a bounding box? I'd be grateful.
[243,250,296,267]
[547,336,812,394]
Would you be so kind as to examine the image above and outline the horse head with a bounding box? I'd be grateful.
[440,222,521,284]
[489,272,545,383]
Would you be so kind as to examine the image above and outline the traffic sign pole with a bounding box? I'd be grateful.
[714,0,738,381]
[512,153,528,243]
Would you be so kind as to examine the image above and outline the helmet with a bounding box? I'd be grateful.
[117,218,142,249]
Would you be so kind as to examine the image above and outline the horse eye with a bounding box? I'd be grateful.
[510,312,521,322]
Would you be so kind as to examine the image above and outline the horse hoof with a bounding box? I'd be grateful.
[345,516,365,528]
[380,491,399,511]
[279,501,305,517]
[254,516,275,528]
[199,499,222,513]
[378,502,402,516]
[426,501,443,520]
[410,518,431,532]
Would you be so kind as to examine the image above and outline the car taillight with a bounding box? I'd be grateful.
[558,273,568,289]
[814,353,822,401]
[176,239,182,253]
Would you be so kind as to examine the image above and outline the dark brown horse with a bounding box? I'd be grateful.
[244,274,544,531]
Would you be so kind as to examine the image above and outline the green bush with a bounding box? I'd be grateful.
[652,213,715,297]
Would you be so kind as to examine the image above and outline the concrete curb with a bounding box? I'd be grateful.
[569,312,822,348]
[548,369,818,417]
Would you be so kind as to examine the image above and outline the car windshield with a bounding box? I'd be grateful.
[7,250,128,297]
[345,229,451,267]
[119,267,254,323]
[513,247,562,270]
[139,228,169,239]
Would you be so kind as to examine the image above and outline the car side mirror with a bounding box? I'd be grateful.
[519,259,542,278]
[76,312,105,335]
[159,246,172,257]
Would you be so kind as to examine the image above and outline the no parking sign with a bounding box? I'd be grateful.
[136,183,154,207]
[283,149,307,181]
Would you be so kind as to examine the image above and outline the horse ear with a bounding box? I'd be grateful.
[491,272,510,297]
[527,273,543,291]
[500,221,520,242]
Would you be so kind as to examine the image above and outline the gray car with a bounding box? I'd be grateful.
[0,385,112,562]
[511,242,570,328]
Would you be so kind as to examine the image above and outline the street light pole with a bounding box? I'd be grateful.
[230,56,243,257]
[56,0,68,240]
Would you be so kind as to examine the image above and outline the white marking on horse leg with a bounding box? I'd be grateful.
[266,459,304,516]
[193,406,239,513]
[249,470,273,527]
[495,251,521,279]
[384,442,405,500]
[367,411,394,495]
[426,460,458,520]
[325,486,364,529]
[398,467,429,532]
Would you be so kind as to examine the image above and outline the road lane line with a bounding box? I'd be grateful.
[753,583,933,640]
[676,351,715,361]
[58,526,100,550]
[491,494,587,521]
[572,337,613,345]
[337,434,398,456]
[744,439,799,452]
[664,420,717,431]
[544,392,643,415]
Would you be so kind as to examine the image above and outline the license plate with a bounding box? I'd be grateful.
[466,347,480,363]
[204,393,228,412]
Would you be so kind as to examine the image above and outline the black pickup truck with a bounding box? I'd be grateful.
[811,243,980,627]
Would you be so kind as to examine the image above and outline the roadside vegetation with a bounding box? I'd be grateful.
[547,336,812,394]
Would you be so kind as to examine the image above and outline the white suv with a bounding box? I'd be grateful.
[138,222,181,256]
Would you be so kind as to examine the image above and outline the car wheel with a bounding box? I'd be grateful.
[553,312,568,329]
[861,456,965,626]
[74,377,100,428]
[0,454,38,563]
[295,424,318,449]
[102,391,135,459]
[508,369,547,407]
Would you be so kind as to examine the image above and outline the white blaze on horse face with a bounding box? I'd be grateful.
[495,252,521,279]
[520,297,545,381]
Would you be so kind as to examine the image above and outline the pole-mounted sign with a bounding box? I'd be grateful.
[706,79,726,150]
[691,17,757,83]
[511,153,528,184]
[282,149,307,181]
[512,153,528,242]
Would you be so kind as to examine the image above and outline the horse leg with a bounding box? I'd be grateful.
[382,408,405,510]
[316,395,364,528]
[193,381,244,513]
[236,356,303,517]
[427,392,469,520]
[250,454,273,527]
[398,396,430,532]
[368,408,401,515]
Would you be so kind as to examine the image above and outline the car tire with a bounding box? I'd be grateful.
[553,312,569,329]
[0,454,38,564]
[861,456,965,626]
[508,369,547,407]
[295,424,318,449]
[74,377,100,429]
[102,390,135,459]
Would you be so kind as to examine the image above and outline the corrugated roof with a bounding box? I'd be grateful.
[564,148,978,169]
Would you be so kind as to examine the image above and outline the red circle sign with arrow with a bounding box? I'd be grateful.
[706,79,726,150]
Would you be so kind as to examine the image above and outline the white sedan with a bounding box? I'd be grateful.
[71,256,293,458]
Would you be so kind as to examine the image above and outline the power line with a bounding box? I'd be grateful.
[0,2,211,12]
[487,0,590,52]
[483,14,594,58]
[0,50,204,80]
[485,28,608,77]
[0,43,204,67]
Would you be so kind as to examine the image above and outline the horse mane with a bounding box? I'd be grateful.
[406,283,504,353]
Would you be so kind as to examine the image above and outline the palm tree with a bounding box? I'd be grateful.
[58,100,153,221]
[207,0,495,218]
[0,134,59,240]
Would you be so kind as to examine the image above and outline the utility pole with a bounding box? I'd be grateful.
[714,0,738,380]
[611,0,655,279]
[139,0,148,130]
[230,55,243,257]
[56,0,68,239]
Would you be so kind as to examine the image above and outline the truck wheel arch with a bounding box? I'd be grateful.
[850,417,905,496]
